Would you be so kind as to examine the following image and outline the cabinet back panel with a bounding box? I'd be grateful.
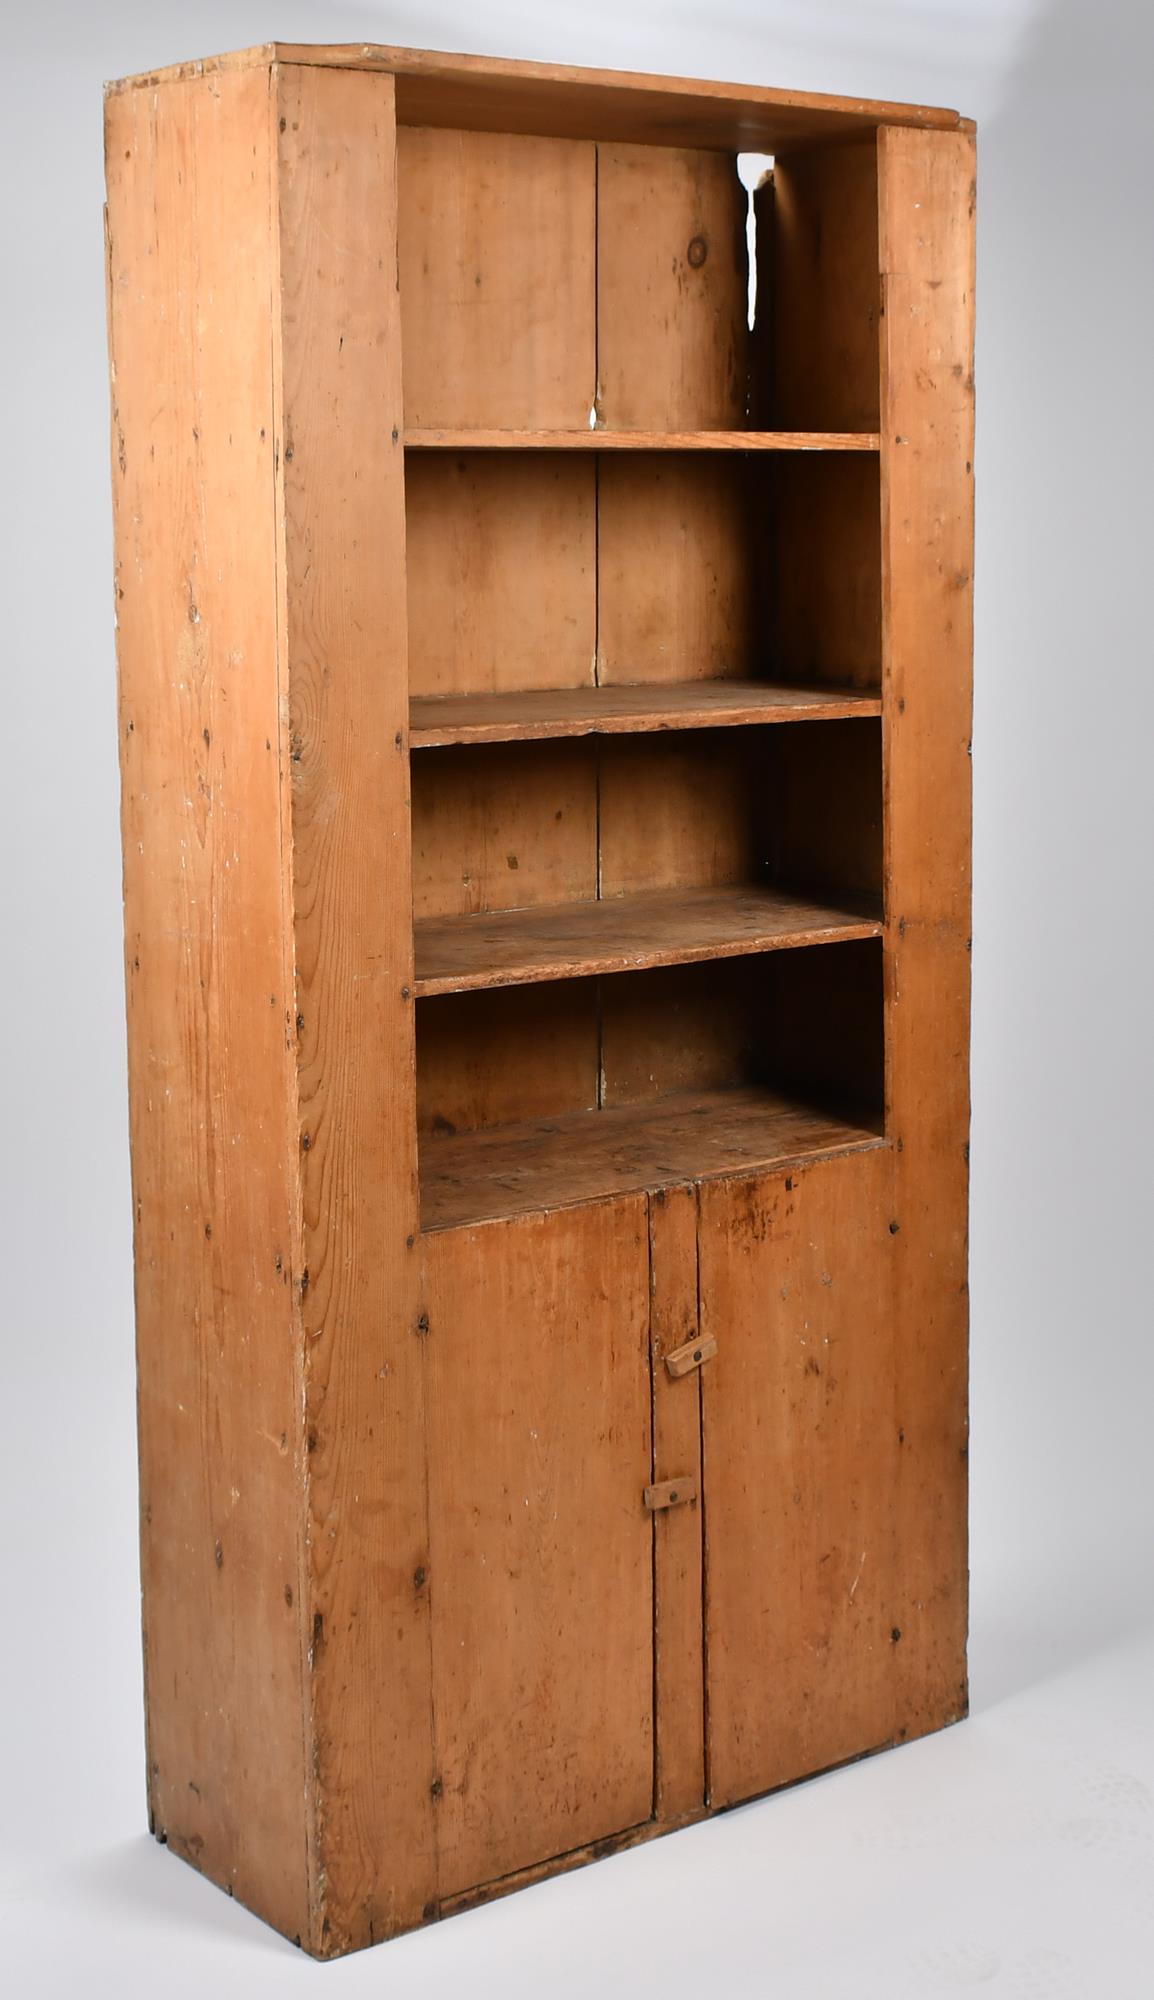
[599,943,883,1110]
[413,723,880,923]
[598,731,764,895]
[597,456,758,683]
[596,143,747,430]
[411,741,597,918]
[398,126,596,428]
[417,982,598,1136]
[406,455,596,695]
[601,960,764,1103]
[423,1201,654,1895]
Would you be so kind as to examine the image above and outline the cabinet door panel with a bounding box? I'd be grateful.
[423,1197,653,1895]
[700,1150,898,1805]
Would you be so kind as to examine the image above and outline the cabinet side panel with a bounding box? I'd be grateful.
[273,64,436,1954]
[765,136,881,432]
[105,70,309,1939]
[879,125,975,1739]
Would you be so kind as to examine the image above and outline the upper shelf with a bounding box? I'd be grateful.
[410,678,882,748]
[404,429,881,452]
[413,884,883,997]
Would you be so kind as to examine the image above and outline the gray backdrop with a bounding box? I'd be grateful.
[3,2,1152,1994]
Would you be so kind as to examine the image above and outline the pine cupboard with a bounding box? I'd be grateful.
[103,42,975,1959]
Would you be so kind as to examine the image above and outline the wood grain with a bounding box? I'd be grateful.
[770,454,884,689]
[600,958,765,1105]
[105,62,310,1946]
[273,64,434,1954]
[416,983,598,1138]
[421,1085,885,1233]
[422,1202,654,1894]
[397,126,595,428]
[700,1150,900,1804]
[597,458,756,684]
[596,144,746,431]
[878,124,975,1747]
[110,43,969,155]
[765,137,881,432]
[649,1186,706,1820]
[405,428,880,450]
[414,884,883,996]
[405,454,596,696]
[410,678,881,745]
[411,742,596,919]
[597,733,761,896]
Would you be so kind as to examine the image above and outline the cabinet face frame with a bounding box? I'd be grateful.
[105,43,974,1958]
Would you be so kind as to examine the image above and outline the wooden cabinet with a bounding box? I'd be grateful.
[104,41,974,1958]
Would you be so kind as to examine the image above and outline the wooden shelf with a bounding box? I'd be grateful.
[410,678,881,747]
[413,884,883,997]
[421,1084,886,1232]
[404,428,881,452]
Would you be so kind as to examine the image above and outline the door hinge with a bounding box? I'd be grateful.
[664,1332,718,1379]
[644,1476,699,1512]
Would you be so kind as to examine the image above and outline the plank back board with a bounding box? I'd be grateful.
[398,126,596,428]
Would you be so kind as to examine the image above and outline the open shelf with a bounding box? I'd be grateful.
[413,884,882,997]
[421,1083,886,1232]
[404,428,880,452]
[409,679,881,747]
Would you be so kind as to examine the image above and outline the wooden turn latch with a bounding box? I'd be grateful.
[644,1477,699,1512]
[663,1332,718,1379]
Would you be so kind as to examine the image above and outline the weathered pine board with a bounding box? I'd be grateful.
[596,144,747,431]
[421,1201,655,1895]
[271,64,439,1955]
[766,137,881,433]
[110,44,969,156]
[879,123,976,1744]
[409,679,882,745]
[411,741,597,920]
[405,428,880,449]
[105,62,310,1944]
[405,455,596,697]
[420,1085,885,1233]
[699,1151,900,1802]
[413,884,883,996]
[397,127,596,429]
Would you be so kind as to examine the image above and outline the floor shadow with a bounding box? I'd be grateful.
[57,1835,298,1957]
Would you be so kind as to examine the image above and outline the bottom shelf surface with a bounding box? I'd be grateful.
[420,1084,886,1233]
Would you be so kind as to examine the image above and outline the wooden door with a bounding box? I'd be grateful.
[422,1195,654,1895]
[698,1150,900,1806]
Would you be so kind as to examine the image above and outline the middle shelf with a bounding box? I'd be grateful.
[410,678,882,747]
[413,884,884,997]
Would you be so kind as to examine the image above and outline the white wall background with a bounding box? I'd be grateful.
[3,2,1152,1993]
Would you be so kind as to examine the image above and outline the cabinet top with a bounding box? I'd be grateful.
[104,42,973,151]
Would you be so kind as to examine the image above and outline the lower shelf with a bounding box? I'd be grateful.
[420,1084,886,1232]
